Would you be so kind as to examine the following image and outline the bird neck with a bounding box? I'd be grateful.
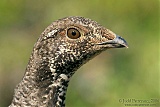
[10,52,76,107]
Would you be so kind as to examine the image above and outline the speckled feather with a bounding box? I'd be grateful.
[9,16,128,107]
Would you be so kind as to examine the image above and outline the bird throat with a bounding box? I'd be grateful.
[35,60,71,107]
[30,56,76,107]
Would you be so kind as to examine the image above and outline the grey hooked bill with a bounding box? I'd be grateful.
[97,35,128,48]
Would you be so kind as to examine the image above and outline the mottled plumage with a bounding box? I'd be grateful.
[9,16,128,107]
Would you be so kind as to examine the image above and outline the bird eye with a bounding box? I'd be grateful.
[67,28,81,39]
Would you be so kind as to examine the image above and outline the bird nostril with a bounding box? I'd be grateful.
[102,30,116,41]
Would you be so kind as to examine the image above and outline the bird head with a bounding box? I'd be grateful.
[10,16,128,107]
[34,16,128,77]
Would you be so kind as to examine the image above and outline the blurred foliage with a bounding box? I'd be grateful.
[0,0,159,107]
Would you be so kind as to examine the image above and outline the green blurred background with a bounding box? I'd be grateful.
[0,0,159,107]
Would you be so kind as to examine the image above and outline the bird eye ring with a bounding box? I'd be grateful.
[67,28,81,39]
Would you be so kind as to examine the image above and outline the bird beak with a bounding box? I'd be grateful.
[96,35,128,48]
